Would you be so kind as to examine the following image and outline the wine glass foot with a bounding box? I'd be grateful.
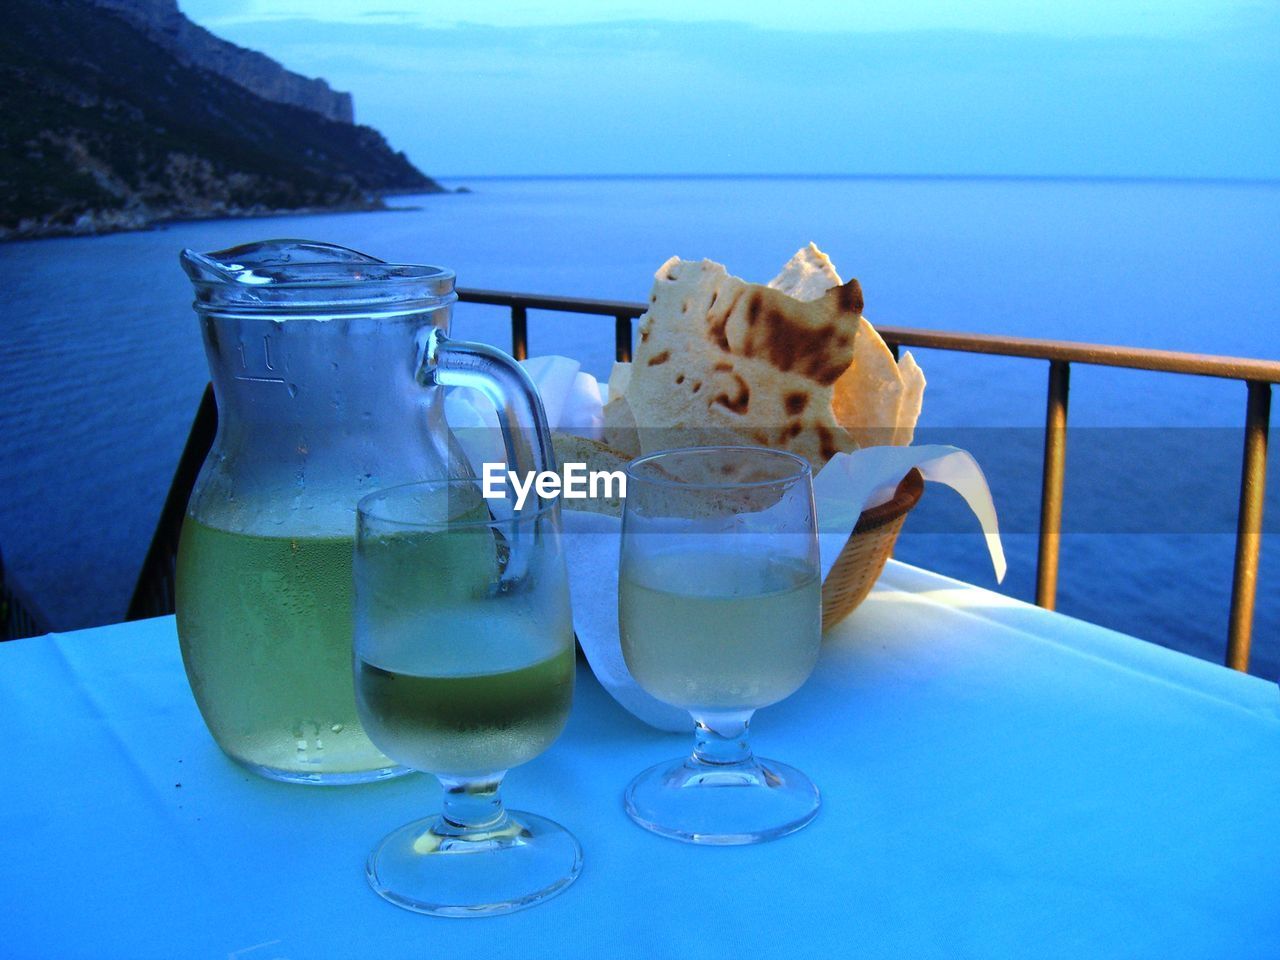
[366,810,582,917]
[624,755,820,845]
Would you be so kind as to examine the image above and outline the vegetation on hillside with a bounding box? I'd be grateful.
[0,0,442,238]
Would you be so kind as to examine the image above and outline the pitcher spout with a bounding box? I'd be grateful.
[179,247,242,286]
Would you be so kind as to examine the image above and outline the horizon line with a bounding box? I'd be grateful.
[434,172,1280,188]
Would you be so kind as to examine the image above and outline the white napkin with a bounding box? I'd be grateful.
[449,356,1006,732]
[444,355,605,467]
[814,445,1006,582]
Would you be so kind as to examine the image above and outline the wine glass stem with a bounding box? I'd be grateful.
[437,773,509,835]
[692,712,755,766]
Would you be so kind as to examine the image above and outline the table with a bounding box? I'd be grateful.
[3,562,1278,959]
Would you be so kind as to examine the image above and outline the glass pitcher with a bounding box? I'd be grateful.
[174,239,553,785]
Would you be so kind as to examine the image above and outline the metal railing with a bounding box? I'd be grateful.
[126,384,219,624]
[1,547,52,641]
[456,287,1277,672]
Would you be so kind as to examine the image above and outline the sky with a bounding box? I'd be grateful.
[181,1,1280,179]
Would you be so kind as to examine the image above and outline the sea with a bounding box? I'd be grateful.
[1,176,1277,677]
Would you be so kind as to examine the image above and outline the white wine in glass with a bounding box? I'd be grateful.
[619,446,823,845]
[354,480,580,917]
[356,648,575,777]
[620,550,820,712]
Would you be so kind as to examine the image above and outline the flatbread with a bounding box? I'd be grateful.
[626,255,864,469]
[893,351,925,446]
[608,246,925,464]
[832,317,904,447]
[601,361,640,456]
[551,432,630,517]
[767,245,925,448]
[606,360,632,399]
[768,242,843,302]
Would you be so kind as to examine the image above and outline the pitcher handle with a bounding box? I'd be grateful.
[416,328,556,493]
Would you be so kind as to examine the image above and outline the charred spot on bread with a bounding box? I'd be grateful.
[712,373,750,415]
[706,317,729,352]
[761,316,847,384]
[834,278,864,315]
[647,350,670,366]
[784,391,809,415]
[705,288,739,352]
[816,425,839,463]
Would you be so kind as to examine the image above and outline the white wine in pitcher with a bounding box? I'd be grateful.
[176,520,395,780]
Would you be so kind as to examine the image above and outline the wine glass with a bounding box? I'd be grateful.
[619,446,823,845]
[353,479,581,917]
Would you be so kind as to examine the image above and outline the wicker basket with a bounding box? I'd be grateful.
[820,468,925,632]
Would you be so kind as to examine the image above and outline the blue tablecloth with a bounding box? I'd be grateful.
[3,562,1278,959]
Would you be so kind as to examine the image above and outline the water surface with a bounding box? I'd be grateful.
[1,176,1276,674]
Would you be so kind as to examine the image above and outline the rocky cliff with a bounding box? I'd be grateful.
[88,0,355,123]
[1,0,442,240]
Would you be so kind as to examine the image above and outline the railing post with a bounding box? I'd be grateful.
[127,383,219,621]
[510,305,528,361]
[1,546,53,641]
[615,315,633,363]
[1225,381,1270,672]
[1036,360,1070,610]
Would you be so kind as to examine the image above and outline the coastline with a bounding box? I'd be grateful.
[0,189,459,244]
